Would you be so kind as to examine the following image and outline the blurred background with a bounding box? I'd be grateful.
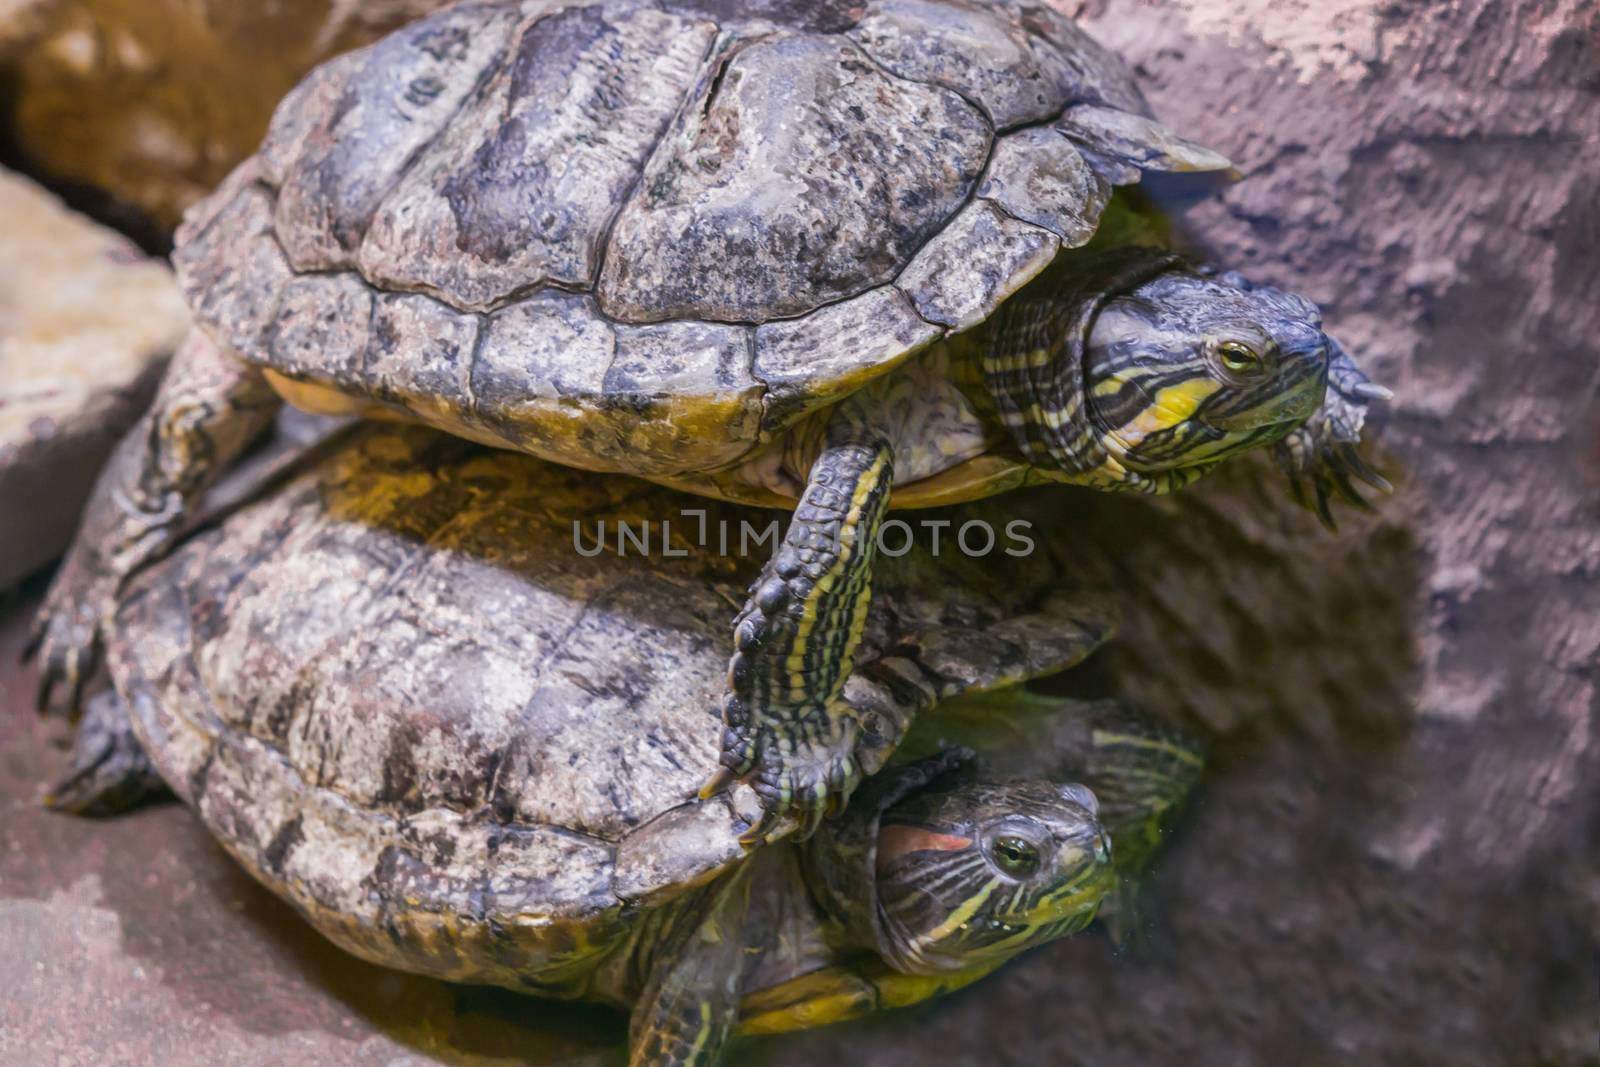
[1,1,1596,1064]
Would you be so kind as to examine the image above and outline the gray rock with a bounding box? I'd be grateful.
[0,168,188,589]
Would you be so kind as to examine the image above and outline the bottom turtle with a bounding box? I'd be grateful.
[60,425,1203,1066]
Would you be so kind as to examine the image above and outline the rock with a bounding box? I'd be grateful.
[0,168,188,590]
[1,0,454,230]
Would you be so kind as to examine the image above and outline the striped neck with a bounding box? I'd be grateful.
[982,248,1188,492]
[800,752,972,974]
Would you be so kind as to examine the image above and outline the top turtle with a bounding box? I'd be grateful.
[32,0,1389,833]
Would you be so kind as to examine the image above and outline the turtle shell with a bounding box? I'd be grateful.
[172,0,1231,478]
[106,422,1115,988]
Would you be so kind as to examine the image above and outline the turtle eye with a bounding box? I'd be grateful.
[1214,340,1263,376]
[990,835,1041,878]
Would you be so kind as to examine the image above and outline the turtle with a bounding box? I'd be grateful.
[30,0,1384,833]
[52,422,1204,1066]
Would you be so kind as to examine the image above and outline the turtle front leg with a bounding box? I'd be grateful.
[29,330,280,714]
[703,426,895,846]
[1275,335,1394,528]
[629,862,754,1067]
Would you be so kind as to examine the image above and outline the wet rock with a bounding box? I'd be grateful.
[0,0,54,58]
[0,168,187,589]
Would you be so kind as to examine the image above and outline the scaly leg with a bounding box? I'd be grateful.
[29,330,280,713]
[703,421,895,846]
[629,863,754,1067]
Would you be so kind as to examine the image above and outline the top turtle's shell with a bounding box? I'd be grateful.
[107,423,1114,987]
[173,0,1230,477]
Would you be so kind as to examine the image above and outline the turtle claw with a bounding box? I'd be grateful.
[1311,480,1338,533]
[725,719,863,849]
[698,764,737,801]
[28,587,107,719]
[1339,443,1393,495]
[44,690,166,817]
[30,617,97,721]
[739,806,783,849]
[1276,339,1392,527]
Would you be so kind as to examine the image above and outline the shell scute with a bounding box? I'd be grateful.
[995,0,1151,116]
[848,0,1074,128]
[660,0,865,33]
[468,290,629,459]
[1058,103,1237,178]
[486,574,731,842]
[257,51,361,188]
[266,273,373,386]
[752,285,942,432]
[613,794,752,905]
[896,200,1059,331]
[601,320,763,470]
[598,31,992,324]
[977,127,1109,246]
[363,292,482,421]
[173,171,292,357]
[274,2,524,272]
[359,4,719,311]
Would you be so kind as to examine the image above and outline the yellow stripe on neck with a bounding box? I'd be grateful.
[1118,378,1220,443]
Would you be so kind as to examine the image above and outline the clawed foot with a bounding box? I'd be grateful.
[44,689,166,816]
[1276,343,1393,529]
[25,567,112,718]
[700,433,893,848]
[703,712,863,848]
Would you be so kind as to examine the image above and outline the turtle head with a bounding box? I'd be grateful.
[1082,269,1329,475]
[986,248,1341,494]
[803,752,1113,977]
[871,778,1113,974]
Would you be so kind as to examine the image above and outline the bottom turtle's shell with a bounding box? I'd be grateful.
[108,423,1115,991]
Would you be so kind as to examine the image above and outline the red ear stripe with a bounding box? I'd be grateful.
[876,826,973,873]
